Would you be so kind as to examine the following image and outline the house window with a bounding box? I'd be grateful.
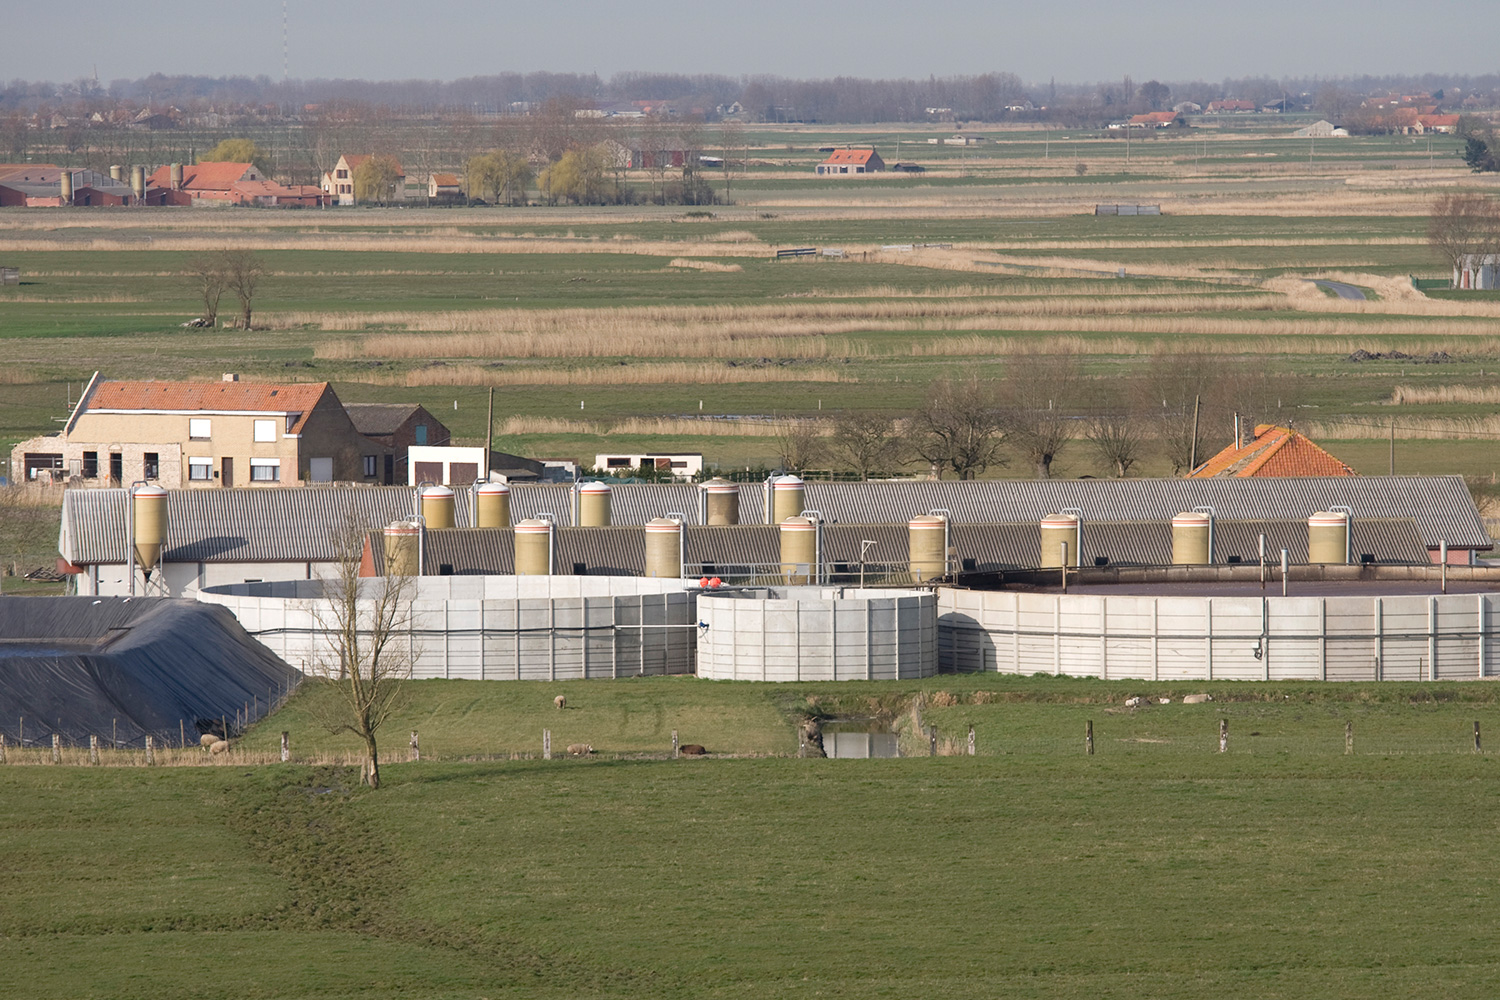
[143,453,159,480]
[82,451,98,478]
[606,457,630,468]
[253,419,277,442]
[415,425,428,445]
[250,458,280,482]
[336,169,348,178]
[189,418,211,440]
[363,455,378,478]
[188,457,213,481]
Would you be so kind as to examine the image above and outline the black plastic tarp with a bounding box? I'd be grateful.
[0,597,301,744]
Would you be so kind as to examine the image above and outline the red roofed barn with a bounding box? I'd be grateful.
[816,149,885,175]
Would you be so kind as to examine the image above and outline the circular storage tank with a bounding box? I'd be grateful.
[1308,511,1349,565]
[130,165,145,199]
[475,481,511,528]
[644,517,683,579]
[1039,514,1080,568]
[109,165,123,182]
[515,518,554,576]
[61,171,73,203]
[1171,511,1212,565]
[701,478,740,525]
[908,514,947,583]
[697,587,938,681]
[578,481,612,527]
[770,475,806,525]
[383,521,421,576]
[420,485,456,529]
[131,484,168,570]
[780,515,817,585]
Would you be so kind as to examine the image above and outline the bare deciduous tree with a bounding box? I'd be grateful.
[772,417,826,474]
[310,510,416,790]
[912,376,1006,480]
[827,411,906,480]
[1428,192,1500,283]
[1085,407,1145,477]
[187,252,228,327]
[221,249,265,329]
[1141,350,1224,475]
[1000,352,1083,479]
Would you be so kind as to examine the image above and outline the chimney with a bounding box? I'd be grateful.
[222,373,239,382]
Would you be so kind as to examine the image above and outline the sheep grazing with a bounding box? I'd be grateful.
[566,743,593,756]
[1125,696,1148,709]
[209,740,230,755]
[199,733,219,748]
[554,694,567,710]
[1182,693,1214,704]
[679,744,708,756]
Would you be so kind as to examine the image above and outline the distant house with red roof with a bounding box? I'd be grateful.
[9,373,395,488]
[143,162,327,207]
[1189,425,1356,479]
[320,154,407,205]
[1127,111,1178,128]
[816,149,885,175]
[429,172,463,200]
[1417,114,1461,134]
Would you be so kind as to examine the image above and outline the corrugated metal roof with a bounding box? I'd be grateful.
[61,476,1482,566]
[361,517,1430,578]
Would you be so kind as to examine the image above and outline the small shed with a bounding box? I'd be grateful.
[0,266,18,285]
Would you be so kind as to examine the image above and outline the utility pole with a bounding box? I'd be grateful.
[1189,394,1202,471]
[485,387,495,482]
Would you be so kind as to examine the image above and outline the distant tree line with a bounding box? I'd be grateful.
[773,352,1300,481]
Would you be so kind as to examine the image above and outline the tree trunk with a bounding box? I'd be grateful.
[363,733,380,789]
[241,306,253,330]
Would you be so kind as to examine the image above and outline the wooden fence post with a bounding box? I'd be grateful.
[1219,719,1228,753]
[672,730,679,759]
[0,732,6,764]
[180,719,185,749]
[928,726,938,756]
[1345,721,1353,755]
[410,731,420,762]
[145,735,155,766]
[51,733,60,764]
[1476,721,1483,754]
[89,735,99,766]
[543,729,552,760]
[281,731,290,763]
[1086,720,1094,755]
[967,725,976,757]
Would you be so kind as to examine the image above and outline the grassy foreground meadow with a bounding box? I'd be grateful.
[7,677,1500,998]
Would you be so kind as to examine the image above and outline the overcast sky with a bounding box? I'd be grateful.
[7,0,1495,86]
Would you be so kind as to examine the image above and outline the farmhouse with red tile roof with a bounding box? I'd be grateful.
[1190,425,1356,479]
[816,149,885,175]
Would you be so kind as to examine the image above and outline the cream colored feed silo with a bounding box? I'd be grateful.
[515,518,554,575]
[383,521,421,577]
[420,485,456,529]
[770,475,806,525]
[701,478,740,525]
[578,481,612,527]
[1171,511,1212,565]
[475,481,510,528]
[780,515,818,585]
[131,484,169,572]
[60,171,73,204]
[908,514,948,583]
[644,517,683,579]
[1308,511,1350,565]
[1039,514,1080,568]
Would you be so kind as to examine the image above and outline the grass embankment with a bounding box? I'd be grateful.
[8,676,1500,997]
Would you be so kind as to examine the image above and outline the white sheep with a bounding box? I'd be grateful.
[199,733,219,749]
[566,743,593,755]
[1182,693,1214,704]
[209,740,230,755]
[554,694,567,710]
[1125,696,1148,708]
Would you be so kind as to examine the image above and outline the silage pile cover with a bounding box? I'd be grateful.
[0,597,301,742]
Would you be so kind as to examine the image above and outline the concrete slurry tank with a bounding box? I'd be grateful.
[701,478,740,525]
[420,485,456,529]
[1309,510,1351,565]
[696,586,938,681]
[475,481,511,528]
[578,481,612,527]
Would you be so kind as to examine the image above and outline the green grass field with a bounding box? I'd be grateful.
[8,676,1500,998]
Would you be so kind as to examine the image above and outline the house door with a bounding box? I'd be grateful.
[221,457,233,487]
[384,455,394,485]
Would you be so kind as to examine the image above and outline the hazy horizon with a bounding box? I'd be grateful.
[6,0,1496,90]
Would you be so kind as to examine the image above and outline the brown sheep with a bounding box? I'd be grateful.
[679,744,708,756]
[554,694,567,710]
[566,743,593,755]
